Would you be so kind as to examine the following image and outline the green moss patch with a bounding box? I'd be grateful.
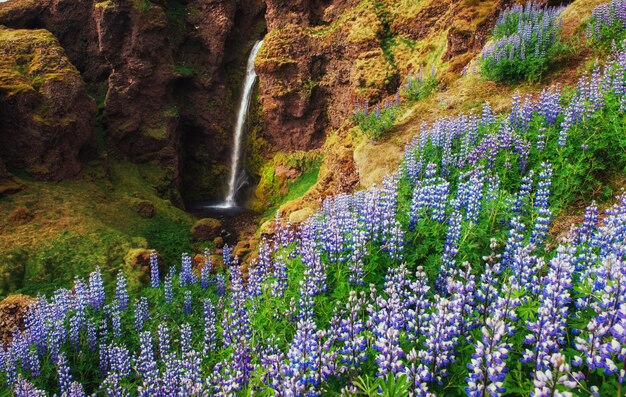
[0,160,196,298]
[0,26,80,96]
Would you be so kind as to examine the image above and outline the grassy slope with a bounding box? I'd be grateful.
[0,0,613,299]
[0,160,196,298]
[278,0,611,219]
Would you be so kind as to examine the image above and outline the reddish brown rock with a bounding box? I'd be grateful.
[214,236,225,248]
[135,200,156,219]
[0,27,96,181]
[191,218,222,241]
[7,207,33,226]
[233,239,252,261]
[125,248,164,284]
[0,0,265,201]
[257,0,513,160]
[0,294,32,345]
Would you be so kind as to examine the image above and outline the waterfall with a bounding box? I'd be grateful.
[219,40,263,208]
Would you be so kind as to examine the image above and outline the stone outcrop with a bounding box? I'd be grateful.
[0,26,96,180]
[191,217,222,241]
[0,294,31,345]
[0,0,265,201]
[256,0,512,155]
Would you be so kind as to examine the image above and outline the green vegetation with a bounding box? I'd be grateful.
[587,1,626,50]
[480,4,568,82]
[251,153,322,215]
[132,0,154,14]
[300,80,319,100]
[0,161,196,298]
[354,105,397,141]
[404,73,438,102]
[0,27,80,95]
[172,64,196,78]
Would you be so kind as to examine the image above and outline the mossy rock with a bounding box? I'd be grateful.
[213,236,225,248]
[134,200,156,219]
[288,207,316,224]
[7,206,33,226]
[0,26,81,95]
[124,248,162,285]
[0,294,32,344]
[190,218,222,241]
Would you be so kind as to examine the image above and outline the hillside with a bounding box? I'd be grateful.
[1,0,626,396]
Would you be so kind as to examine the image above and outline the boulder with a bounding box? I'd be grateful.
[135,200,156,219]
[0,27,96,181]
[288,207,316,224]
[213,236,225,248]
[7,206,33,226]
[191,218,222,241]
[124,248,163,284]
[0,294,32,345]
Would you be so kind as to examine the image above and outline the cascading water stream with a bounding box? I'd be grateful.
[218,40,263,208]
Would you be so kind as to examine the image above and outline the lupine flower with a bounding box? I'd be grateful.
[157,323,170,359]
[523,247,575,373]
[57,353,72,395]
[164,268,174,305]
[203,299,216,354]
[332,291,367,374]
[531,353,580,397]
[89,267,105,311]
[150,250,160,288]
[201,249,211,289]
[13,375,46,397]
[217,274,226,297]
[137,331,160,396]
[115,272,129,311]
[134,297,149,333]
[183,290,193,315]
[180,253,196,287]
[530,162,553,246]
[107,343,131,377]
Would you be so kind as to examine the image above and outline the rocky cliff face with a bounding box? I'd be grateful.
[256,0,512,155]
[0,0,264,201]
[0,26,96,181]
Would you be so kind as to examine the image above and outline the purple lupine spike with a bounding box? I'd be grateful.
[531,353,579,397]
[201,256,211,290]
[522,246,575,374]
[368,266,410,376]
[57,352,72,395]
[284,318,323,395]
[134,297,149,333]
[271,253,289,298]
[530,162,553,246]
[137,331,159,396]
[13,375,46,397]
[217,273,226,297]
[183,290,192,315]
[406,266,431,341]
[89,267,105,311]
[222,244,232,267]
[164,268,174,305]
[87,319,97,351]
[331,291,368,374]
[422,294,462,385]
[157,323,170,359]
[110,306,122,339]
[103,372,129,397]
[180,253,196,287]
[149,250,160,288]
[115,272,128,311]
[203,299,216,354]
[107,343,131,377]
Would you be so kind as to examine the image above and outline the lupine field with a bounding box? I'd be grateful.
[5,2,626,397]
